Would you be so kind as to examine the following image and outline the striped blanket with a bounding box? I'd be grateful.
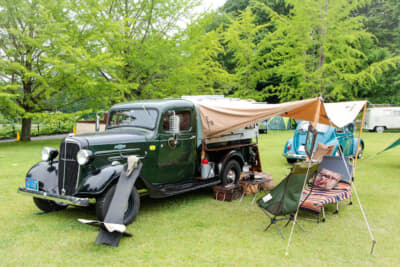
[300,182,352,213]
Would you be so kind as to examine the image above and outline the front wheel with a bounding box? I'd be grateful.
[221,159,241,185]
[96,184,140,226]
[33,197,68,212]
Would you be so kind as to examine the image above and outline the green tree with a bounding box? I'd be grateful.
[357,0,400,105]
[81,0,205,101]
[223,7,265,99]
[151,13,231,97]
[0,0,120,140]
[256,0,399,102]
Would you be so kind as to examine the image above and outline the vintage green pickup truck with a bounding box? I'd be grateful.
[19,97,261,225]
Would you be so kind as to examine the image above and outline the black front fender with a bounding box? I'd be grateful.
[76,164,125,196]
[26,161,59,195]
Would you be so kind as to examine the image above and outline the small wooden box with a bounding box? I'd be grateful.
[212,184,242,201]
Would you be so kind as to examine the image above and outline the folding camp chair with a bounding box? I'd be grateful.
[311,143,335,162]
[257,162,320,239]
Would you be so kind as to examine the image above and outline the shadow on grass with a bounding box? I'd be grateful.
[37,187,215,223]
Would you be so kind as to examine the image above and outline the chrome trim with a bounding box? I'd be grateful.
[61,138,82,194]
[283,153,306,159]
[95,148,140,156]
[18,187,89,206]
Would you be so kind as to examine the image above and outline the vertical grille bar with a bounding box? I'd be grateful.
[58,141,80,195]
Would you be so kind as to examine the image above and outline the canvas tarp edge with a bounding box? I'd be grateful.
[196,97,331,137]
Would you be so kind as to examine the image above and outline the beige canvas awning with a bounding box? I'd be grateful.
[192,97,367,137]
[194,97,332,137]
[324,101,367,128]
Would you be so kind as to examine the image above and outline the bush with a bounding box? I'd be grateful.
[0,120,74,139]
[0,125,18,139]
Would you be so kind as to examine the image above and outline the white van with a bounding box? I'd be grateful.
[364,107,400,133]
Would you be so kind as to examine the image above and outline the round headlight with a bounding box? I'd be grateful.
[41,147,58,162]
[76,149,94,166]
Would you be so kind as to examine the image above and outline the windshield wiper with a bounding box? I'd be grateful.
[142,105,153,121]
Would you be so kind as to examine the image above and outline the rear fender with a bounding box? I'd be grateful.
[284,139,294,153]
[352,138,364,155]
[26,161,59,195]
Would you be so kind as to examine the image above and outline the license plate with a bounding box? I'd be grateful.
[25,177,38,191]
[298,145,305,152]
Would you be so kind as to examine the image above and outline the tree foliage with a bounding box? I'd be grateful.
[1,0,399,140]
[0,0,218,140]
[254,0,398,101]
[356,0,400,105]
[0,0,121,140]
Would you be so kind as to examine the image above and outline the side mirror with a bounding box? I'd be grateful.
[169,111,180,135]
[96,114,100,132]
[95,111,107,132]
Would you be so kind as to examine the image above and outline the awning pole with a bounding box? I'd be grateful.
[351,102,376,254]
[286,97,322,257]
[312,97,322,128]
[307,97,322,161]
[353,103,367,175]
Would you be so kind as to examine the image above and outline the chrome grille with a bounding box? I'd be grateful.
[58,140,80,195]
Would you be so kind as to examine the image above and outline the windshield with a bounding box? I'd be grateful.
[108,108,158,130]
[297,121,330,133]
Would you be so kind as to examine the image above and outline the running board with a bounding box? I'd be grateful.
[152,178,221,198]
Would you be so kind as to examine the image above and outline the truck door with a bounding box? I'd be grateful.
[157,109,197,184]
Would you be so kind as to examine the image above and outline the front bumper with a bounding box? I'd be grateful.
[18,187,89,206]
[282,152,306,160]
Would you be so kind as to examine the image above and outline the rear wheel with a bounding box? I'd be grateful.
[335,146,343,157]
[33,197,68,212]
[96,184,140,226]
[221,159,241,185]
[357,143,364,158]
[375,126,384,133]
[286,158,297,164]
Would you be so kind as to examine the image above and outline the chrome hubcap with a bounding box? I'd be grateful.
[226,169,236,184]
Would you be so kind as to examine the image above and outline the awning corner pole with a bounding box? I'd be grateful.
[353,102,367,176]
[286,97,322,257]
[312,97,322,128]
[307,97,322,162]
[351,102,376,254]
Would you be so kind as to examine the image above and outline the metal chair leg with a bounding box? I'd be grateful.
[274,223,285,239]
[295,220,306,232]
[264,222,273,232]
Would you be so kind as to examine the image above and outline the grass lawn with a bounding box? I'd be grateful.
[0,132,399,266]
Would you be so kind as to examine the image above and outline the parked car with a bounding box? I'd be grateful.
[364,107,400,133]
[258,119,268,133]
[19,97,261,225]
[283,121,364,163]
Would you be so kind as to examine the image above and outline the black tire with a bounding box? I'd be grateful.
[221,159,241,185]
[335,146,344,157]
[286,158,297,164]
[375,126,384,133]
[357,143,364,159]
[95,184,140,226]
[33,197,68,212]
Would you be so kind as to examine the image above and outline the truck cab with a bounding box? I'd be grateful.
[19,98,260,225]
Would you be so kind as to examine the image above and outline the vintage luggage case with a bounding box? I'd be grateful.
[213,184,242,201]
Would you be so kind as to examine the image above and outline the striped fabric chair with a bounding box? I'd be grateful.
[300,156,353,222]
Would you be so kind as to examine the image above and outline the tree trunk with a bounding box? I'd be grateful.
[21,117,32,141]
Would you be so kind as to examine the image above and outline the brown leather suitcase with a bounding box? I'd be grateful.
[213,184,242,201]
